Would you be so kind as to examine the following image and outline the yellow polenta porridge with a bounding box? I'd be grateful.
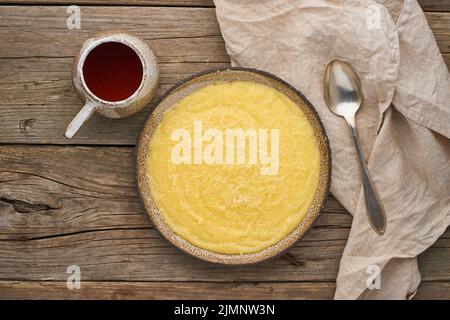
[147,81,320,254]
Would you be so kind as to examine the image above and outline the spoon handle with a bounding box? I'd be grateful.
[346,116,386,235]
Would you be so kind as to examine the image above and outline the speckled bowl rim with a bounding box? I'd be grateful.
[136,67,331,265]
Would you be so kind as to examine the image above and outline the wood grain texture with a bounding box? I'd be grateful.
[0,6,229,145]
[0,146,448,295]
[1,7,447,59]
[418,0,450,12]
[0,2,449,300]
[0,6,449,145]
[0,146,348,282]
[0,281,336,300]
[0,0,449,12]
[0,280,448,300]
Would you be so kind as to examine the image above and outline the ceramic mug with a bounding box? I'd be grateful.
[65,32,159,139]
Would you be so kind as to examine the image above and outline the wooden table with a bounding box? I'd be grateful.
[0,0,448,300]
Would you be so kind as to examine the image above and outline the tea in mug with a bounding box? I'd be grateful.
[82,42,143,102]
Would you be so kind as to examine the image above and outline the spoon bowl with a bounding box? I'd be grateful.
[324,60,362,120]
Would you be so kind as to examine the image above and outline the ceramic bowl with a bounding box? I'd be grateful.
[136,67,331,264]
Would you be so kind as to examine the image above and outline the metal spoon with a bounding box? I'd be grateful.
[323,59,386,235]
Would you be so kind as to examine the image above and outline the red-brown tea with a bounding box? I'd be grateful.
[82,42,143,102]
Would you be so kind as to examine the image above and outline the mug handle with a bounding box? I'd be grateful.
[64,100,99,139]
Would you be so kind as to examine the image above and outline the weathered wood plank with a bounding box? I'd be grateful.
[0,0,449,13]
[0,227,347,282]
[0,145,351,240]
[0,6,230,145]
[0,146,448,285]
[0,280,447,299]
[0,59,229,145]
[418,0,450,12]
[0,281,335,300]
[0,225,445,282]
[0,145,347,282]
[0,280,448,300]
[414,281,450,299]
[0,7,448,58]
[0,6,222,56]
[1,280,449,300]
[0,3,447,301]
[0,7,448,145]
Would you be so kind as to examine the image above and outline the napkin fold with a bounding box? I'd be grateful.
[213,0,450,299]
